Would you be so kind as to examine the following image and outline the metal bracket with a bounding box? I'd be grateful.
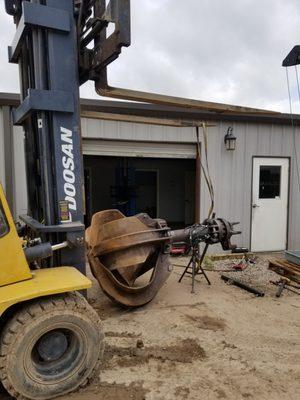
[78,0,131,84]
[20,215,84,234]
[13,89,74,125]
[9,2,70,63]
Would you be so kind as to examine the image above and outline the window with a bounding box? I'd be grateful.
[259,165,281,199]
[0,202,9,238]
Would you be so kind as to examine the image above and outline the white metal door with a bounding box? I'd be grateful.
[251,157,289,252]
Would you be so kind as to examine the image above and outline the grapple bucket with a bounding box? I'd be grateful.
[86,210,172,307]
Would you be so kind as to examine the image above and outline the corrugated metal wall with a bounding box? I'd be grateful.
[198,121,300,250]
[0,107,27,215]
[81,118,196,142]
[13,125,27,216]
[81,117,300,250]
[1,108,299,250]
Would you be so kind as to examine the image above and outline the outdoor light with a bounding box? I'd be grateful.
[224,127,237,151]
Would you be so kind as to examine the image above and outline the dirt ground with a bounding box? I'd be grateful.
[1,255,299,400]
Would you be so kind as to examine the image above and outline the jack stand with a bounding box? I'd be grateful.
[178,243,211,293]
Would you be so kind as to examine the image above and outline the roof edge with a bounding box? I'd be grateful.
[0,92,299,125]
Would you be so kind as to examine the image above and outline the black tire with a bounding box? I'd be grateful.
[0,292,104,400]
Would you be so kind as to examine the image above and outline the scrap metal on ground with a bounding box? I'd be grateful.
[268,254,300,297]
[221,274,265,297]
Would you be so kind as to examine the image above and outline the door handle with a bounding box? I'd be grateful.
[252,203,260,208]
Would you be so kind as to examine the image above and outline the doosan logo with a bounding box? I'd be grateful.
[61,127,77,216]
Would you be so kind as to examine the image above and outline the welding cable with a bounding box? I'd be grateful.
[196,125,214,218]
[202,123,215,217]
[195,126,215,218]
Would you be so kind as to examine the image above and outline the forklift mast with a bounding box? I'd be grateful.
[5,0,131,273]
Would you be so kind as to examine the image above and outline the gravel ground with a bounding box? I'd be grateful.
[214,254,282,295]
[173,253,299,297]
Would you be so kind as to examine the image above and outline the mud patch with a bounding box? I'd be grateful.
[105,331,142,339]
[89,297,129,320]
[103,339,206,369]
[159,302,206,310]
[174,386,190,399]
[59,382,147,400]
[215,388,227,398]
[183,314,226,331]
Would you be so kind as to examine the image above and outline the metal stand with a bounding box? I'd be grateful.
[178,243,211,293]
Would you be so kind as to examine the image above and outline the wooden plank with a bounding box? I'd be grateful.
[269,259,300,274]
[211,253,254,261]
[268,258,300,283]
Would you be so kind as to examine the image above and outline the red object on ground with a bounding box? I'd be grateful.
[170,243,190,256]
[232,261,248,271]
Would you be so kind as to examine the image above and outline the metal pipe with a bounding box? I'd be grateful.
[52,241,69,252]
[221,275,265,297]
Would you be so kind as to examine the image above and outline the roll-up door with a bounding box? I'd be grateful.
[82,139,196,159]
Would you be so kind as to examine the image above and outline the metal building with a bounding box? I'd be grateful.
[0,92,299,252]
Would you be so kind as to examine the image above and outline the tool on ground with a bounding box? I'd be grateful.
[221,274,265,297]
[270,278,300,297]
[86,211,241,307]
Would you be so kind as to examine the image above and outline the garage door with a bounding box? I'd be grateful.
[82,139,196,159]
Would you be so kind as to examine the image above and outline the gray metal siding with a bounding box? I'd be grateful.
[199,121,300,250]
[13,125,27,216]
[81,118,196,143]
[2,107,299,250]
[81,116,300,250]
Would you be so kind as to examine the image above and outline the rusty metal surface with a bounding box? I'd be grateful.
[95,73,277,115]
[86,209,240,307]
[86,210,172,307]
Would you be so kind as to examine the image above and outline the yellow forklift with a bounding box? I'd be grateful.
[0,183,104,399]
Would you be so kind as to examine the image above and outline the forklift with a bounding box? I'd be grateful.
[0,184,104,399]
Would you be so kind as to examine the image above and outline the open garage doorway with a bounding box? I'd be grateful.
[83,156,196,229]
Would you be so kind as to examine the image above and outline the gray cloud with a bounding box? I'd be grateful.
[1,1,300,112]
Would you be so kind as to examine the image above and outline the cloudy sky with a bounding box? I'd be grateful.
[1,0,300,113]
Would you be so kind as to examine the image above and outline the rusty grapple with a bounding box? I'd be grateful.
[86,210,240,307]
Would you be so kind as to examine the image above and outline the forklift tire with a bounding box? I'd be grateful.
[0,292,104,400]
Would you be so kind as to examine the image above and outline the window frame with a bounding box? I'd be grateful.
[258,165,282,199]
